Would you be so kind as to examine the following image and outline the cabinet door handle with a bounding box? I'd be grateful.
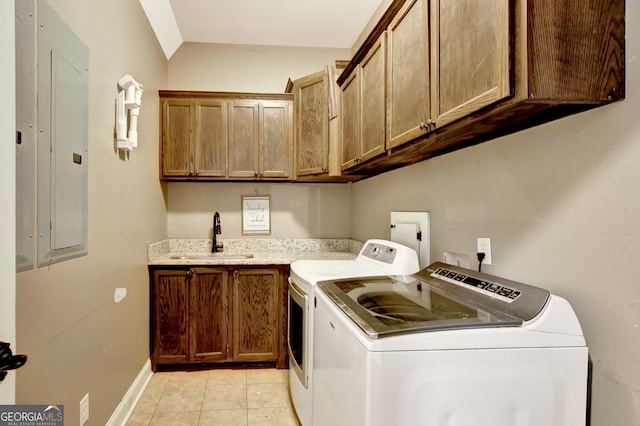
[420,120,436,132]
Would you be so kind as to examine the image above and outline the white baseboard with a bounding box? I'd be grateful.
[106,359,153,426]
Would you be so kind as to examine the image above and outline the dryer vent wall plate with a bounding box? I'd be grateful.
[390,212,430,268]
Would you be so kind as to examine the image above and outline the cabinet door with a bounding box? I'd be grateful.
[232,269,279,362]
[228,101,259,178]
[260,101,293,179]
[294,71,329,175]
[162,99,194,177]
[340,70,361,170]
[190,268,230,362]
[360,33,387,162]
[431,0,510,127]
[152,269,189,365]
[195,100,227,177]
[387,0,430,150]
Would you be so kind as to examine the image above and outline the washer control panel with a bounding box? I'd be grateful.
[431,267,522,303]
[361,242,397,265]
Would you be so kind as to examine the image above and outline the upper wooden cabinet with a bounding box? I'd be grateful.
[161,98,194,177]
[287,65,362,181]
[338,0,624,175]
[160,91,293,181]
[430,0,510,129]
[353,0,510,151]
[228,100,293,179]
[260,101,294,179]
[161,98,228,178]
[340,71,360,169]
[290,70,330,176]
[361,35,387,161]
[228,100,259,178]
[387,0,431,149]
[195,100,228,177]
[342,33,387,170]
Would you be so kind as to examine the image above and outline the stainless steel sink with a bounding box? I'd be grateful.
[169,254,254,260]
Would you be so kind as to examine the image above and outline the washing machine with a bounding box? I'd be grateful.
[312,262,589,426]
[288,240,420,426]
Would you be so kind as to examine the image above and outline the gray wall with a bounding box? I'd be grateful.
[167,182,352,239]
[169,42,351,93]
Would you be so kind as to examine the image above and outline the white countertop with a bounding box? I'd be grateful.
[147,238,361,266]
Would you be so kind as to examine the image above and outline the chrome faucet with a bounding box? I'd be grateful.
[212,212,223,253]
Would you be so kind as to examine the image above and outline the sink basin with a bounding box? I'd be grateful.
[169,254,254,260]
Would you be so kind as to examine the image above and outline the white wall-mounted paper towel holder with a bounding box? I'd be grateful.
[116,74,143,151]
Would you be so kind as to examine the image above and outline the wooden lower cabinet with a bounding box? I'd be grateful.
[232,268,279,362]
[190,268,229,362]
[150,266,288,370]
[151,269,191,365]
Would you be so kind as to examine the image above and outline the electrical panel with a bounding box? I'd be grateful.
[36,0,89,266]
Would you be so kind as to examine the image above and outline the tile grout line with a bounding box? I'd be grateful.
[196,373,205,426]
[245,375,250,426]
[150,379,166,423]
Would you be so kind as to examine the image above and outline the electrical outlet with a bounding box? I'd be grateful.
[477,237,492,265]
[79,393,89,425]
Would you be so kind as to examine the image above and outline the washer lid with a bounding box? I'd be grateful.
[318,262,552,339]
[318,276,523,339]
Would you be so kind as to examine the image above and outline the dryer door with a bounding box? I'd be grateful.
[287,278,307,387]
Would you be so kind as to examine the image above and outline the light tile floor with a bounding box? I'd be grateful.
[126,368,300,426]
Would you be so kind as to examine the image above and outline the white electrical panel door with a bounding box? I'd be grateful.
[50,51,86,249]
[37,0,89,266]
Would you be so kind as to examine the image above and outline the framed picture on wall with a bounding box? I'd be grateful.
[241,196,271,235]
